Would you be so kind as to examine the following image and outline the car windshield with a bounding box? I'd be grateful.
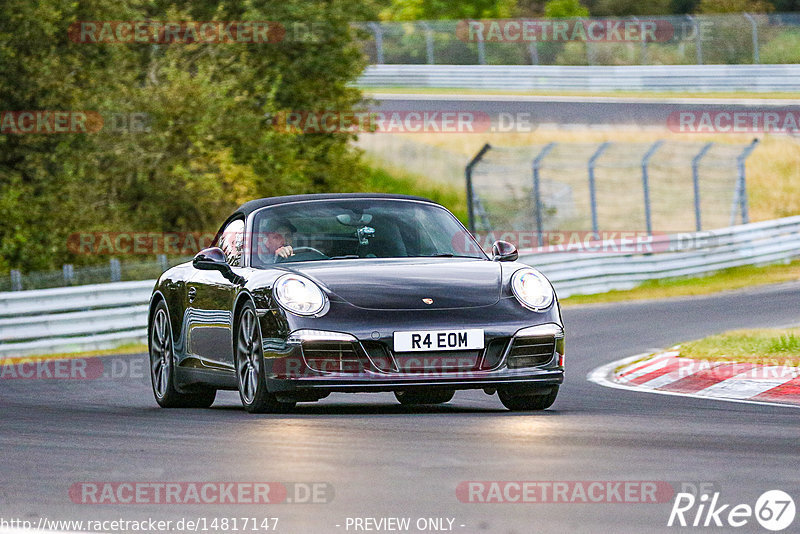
[250,199,486,267]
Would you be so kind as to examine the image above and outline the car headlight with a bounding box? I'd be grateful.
[511,268,554,311]
[273,274,328,316]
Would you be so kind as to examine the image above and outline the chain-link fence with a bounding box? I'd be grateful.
[467,140,759,239]
[1,256,191,292]
[354,13,800,66]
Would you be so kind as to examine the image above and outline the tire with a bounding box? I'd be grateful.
[395,389,455,405]
[498,386,559,411]
[235,302,296,414]
[149,301,216,408]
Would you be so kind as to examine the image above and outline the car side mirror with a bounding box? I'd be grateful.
[193,247,229,271]
[491,240,518,262]
[193,247,245,284]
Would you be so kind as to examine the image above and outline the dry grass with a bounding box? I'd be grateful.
[391,130,800,224]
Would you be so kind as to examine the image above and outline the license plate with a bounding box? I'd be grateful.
[393,329,484,352]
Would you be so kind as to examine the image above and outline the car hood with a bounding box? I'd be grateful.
[283,258,501,310]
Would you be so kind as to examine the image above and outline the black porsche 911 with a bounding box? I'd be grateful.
[148,193,564,413]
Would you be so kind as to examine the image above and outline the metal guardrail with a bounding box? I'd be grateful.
[357,64,800,92]
[356,14,800,67]
[0,280,154,358]
[1,215,799,357]
[522,215,800,297]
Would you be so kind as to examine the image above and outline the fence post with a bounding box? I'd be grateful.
[477,35,486,65]
[588,142,610,234]
[10,270,22,291]
[528,42,539,65]
[532,143,556,247]
[691,16,703,65]
[63,264,74,285]
[368,23,384,64]
[465,143,492,234]
[641,140,663,235]
[734,139,759,225]
[692,142,714,232]
[110,258,121,282]
[419,22,435,65]
[579,18,596,65]
[743,13,759,64]
[158,254,169,273]
[632,17,647,65]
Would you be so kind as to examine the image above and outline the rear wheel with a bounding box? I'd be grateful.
[149,302,216,408]
[395,389,455,405]
[498,386,558,411]
[235,303,296,414]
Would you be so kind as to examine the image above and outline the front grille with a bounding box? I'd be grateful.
[506,336,556,369]
[393,350,480,372]
[361,342,479,373]
[302,341,363,373]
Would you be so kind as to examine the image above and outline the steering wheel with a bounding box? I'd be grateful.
[275,246,328,262]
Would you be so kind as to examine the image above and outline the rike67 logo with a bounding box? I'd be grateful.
[668,490,795,531]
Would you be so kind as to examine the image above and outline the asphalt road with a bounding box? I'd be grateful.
[2,282,799,533]
[369,93,799,128]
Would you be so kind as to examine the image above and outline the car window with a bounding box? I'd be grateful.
[217,218,245,266]
[250,199,486,267]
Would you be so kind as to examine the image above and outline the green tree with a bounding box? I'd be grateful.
[0,0,376,273]
[544,0,589,18]
[379,0,517,21]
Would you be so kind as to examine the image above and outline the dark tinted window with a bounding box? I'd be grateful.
[250,199,484,267]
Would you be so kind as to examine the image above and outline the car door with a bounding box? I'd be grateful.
[186,217,245,370]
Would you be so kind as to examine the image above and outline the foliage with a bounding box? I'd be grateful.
[544,0,590,18]
[379,0,517,21]
[0,0,376,272]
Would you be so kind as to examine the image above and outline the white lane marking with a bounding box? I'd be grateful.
[698,378,792,399]
[587,353,800,409]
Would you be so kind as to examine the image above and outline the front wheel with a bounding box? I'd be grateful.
[149,302,216,408]
[235,303,296,414]
[395,389,455,405]
[498,386,559,411]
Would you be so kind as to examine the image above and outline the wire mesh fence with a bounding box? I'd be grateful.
[467,140,759,240]
[354,13,800,66]
[1,256,191,292]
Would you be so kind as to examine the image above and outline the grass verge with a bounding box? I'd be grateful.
[677,328,800,366]
[360,161,468,223]
[561,259,800,306]
[1,343,148,364]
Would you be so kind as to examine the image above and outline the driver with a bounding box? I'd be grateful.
[258,218,296,263]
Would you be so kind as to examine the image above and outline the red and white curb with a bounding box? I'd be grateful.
[588,349,800,408]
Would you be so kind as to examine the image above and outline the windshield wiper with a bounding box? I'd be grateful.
[328,255,360,260]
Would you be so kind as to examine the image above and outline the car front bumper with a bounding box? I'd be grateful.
[260,321,565,395]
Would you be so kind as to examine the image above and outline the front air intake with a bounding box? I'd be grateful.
[506,336,556,369]
[301,341,363,373]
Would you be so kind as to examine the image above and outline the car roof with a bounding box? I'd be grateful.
[234,193,438,217]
